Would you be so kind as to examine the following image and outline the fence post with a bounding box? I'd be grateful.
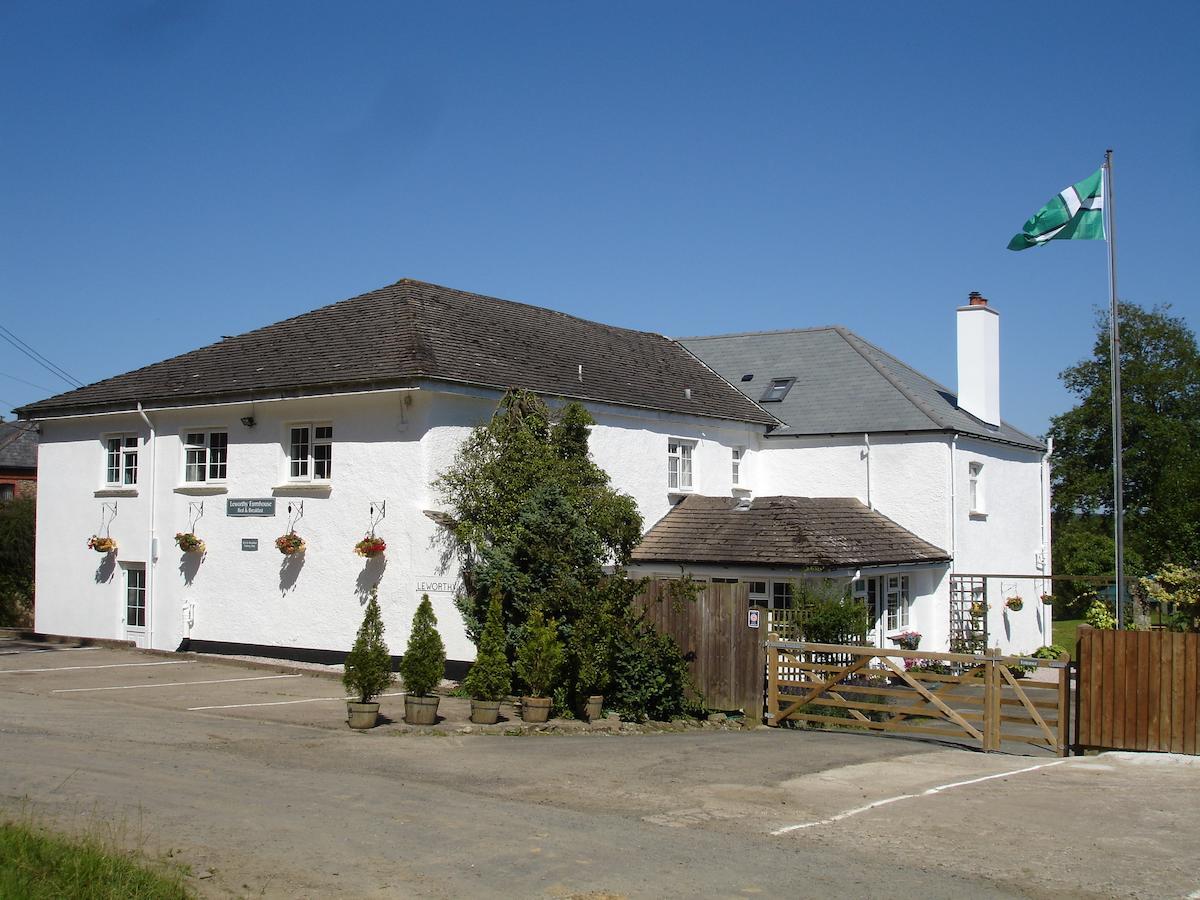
[983,646,1002,751]
[1056,650,1071,757]
[766,642,779,726]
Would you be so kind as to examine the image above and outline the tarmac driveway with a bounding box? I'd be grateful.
[2,639,1198,898]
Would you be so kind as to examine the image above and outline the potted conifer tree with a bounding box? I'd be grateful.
[400,594,446,726]
[342,588,393,729]
[463,592,511,725]
[516,608,562,724]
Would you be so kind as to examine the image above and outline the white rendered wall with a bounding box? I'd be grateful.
[32,388,761,662]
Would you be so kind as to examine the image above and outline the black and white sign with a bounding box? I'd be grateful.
[747,609,760,629]
[227,498,276,517]
[241,538,259,551]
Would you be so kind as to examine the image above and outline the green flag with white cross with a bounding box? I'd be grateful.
[1007,168,1105,251]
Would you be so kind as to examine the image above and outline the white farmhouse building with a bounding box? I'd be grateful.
[17,280,1051,667]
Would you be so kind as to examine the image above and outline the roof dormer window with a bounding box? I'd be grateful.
[760,377,795,402]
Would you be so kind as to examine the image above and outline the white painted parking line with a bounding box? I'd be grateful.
[188,690,407,711]
[52,674,302,694]
[770,759,1072,835]
[1,660,195,675]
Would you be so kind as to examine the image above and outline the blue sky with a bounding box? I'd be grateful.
[2,2,1197,437]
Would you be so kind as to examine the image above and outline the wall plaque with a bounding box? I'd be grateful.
[241,539,259,551]
[227,498,276,517]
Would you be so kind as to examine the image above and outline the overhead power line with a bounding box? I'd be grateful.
[0,324,83,388]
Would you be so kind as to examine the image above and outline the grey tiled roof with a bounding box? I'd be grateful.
[680,328,1044,450]
[17,280,777,427]
[631,495,950,569]
[0,421,38,470]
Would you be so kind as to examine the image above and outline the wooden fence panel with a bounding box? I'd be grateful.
[1077,626,1200,755]
[633,580,763,715]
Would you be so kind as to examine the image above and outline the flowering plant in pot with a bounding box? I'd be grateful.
[400,594,446,725]
[174,532,205,554]
[354,534,386,558]
[87,535,117,554]
[1005,596,1024,612]
[515,608,563,724]
[969,600,988,619]
[462,592,511,725]
[342,587,393,729]
[1040,593,1055,605]
[891,630,922,652]
[275,532,306,555]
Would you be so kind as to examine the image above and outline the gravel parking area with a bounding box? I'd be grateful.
[3,639,1198,898]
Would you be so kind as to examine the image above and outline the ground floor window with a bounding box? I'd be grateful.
[125,566,146,628]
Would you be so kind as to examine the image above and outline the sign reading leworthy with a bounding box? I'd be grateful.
[226,498,276,517]
[415,579,456,594]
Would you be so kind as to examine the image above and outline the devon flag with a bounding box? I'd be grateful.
[1007,168,1105,250]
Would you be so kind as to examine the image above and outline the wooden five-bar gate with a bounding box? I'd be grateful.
[1076,626,1199,755]
[766,641,1071,755]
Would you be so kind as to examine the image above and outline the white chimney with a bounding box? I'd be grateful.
[956,292,1000,426]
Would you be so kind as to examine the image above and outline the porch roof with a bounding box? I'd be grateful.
[632,495,950,570]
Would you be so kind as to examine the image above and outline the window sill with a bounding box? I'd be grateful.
[94,488,138,498]
[272,483,332,497]
[667,489,694,503]
[731,486,753,496]
[968,511,988,521]
[174,485,229,496]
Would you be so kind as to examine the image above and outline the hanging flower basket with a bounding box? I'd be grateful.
[276,532,306,555]
[175,532,206,554]
[1005,596,1024,612]
[88,535,117,554]
[969,600,988,619]
[890,630,922,651]
[1040,593,1055,605]
[354,535,386,558]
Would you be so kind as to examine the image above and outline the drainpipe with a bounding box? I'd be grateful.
[863,433,872,509]
[949,434,958,563]
[1040,436,1054,646]
[136,403,157,647]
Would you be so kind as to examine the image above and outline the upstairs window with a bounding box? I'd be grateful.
[184,431,228,483]
[667,439,694,491]
[104,435,138,486]
[759,377,795,402]
[968,461,984,515]
[289,424,333,481]
[731,447,743,486]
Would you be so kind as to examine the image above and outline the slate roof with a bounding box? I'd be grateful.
[0,421,38,471]
[631,495,951,570]
[16,280,777,427]
[680,328,1044,450]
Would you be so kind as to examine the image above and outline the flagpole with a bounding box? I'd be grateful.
[1104,149,1126,625]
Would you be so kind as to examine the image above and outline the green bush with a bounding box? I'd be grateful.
[608,609,697,722]
[1083,597,1117,630]
[342,589,394,704]
[462,592,511,701]
[796,580,869,644]
[515,608,562,697]
[1032,644,1068,660]
[0,494,35,628]
[400,594,446,697]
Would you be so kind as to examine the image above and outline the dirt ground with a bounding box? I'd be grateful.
[2,639,1198,898]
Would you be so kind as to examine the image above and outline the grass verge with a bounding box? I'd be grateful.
[1052,617,1083,657]
[0,819,190,899]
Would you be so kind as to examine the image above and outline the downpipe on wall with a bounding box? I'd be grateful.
[135,403,158,647]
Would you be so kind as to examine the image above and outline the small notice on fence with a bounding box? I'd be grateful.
[747,609,760,629]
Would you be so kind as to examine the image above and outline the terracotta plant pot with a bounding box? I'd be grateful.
[405,694,440,725]
[346,701,379,730]
[470,699,501,725]
[521,696,552,724]
[583,695,603,722]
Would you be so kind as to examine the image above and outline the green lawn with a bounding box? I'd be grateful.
[1052,617,1084,658]
[0,820,190,899]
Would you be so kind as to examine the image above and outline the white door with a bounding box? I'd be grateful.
[853,575,911,649]
[123,564,147,647]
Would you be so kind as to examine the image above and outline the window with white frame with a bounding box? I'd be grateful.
[884,574,910,631]
[731,447,743,486]
[667,438,695,491]
[125,565,146,628]
[968,461,984,514]
[104,434,138,486]
[288,424,333,481]
[183,430,228,483]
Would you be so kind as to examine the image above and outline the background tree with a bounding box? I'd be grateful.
[0,494,35,628]
[1049,302,1200,605]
